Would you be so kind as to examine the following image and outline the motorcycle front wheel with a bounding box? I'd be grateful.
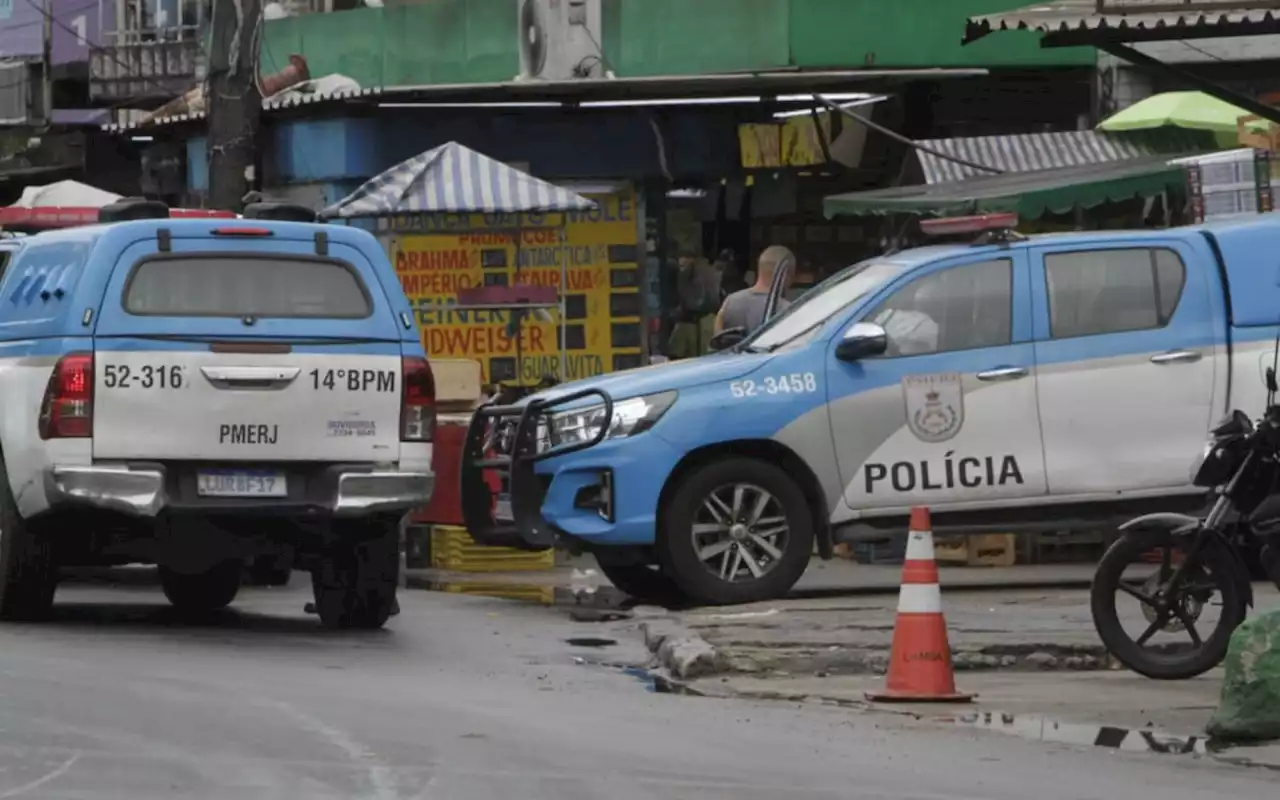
[1091,530,1248,680]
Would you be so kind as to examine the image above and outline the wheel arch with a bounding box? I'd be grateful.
[655,438,833,559]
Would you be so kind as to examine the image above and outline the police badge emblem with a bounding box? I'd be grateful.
[903,373,964,443]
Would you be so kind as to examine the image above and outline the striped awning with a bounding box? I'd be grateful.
[914,129,1210,184]
[320,141,596,219]
[825,155,1187,219]
[964,0,1280,44]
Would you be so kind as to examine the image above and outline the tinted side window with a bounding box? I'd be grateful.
[864,259,1012,358]
[1044,248,1185,339]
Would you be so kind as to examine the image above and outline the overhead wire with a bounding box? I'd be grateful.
[813,93,1004,175]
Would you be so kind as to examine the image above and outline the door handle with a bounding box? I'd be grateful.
[1149,350,1202,365]
[976,366,1028,382]
[200,366,300,391]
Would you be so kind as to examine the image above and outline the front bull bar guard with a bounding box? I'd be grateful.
[460,388,615,550]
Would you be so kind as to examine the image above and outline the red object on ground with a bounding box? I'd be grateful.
[866,507,974,703]
[0,206,235,230]
[412,418,466,525]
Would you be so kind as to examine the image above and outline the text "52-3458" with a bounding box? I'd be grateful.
[729,373,818,399]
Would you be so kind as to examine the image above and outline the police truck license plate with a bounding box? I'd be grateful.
[197,469,287,497]
[495,494,514,522]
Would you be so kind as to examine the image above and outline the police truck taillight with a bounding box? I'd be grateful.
[400,357,436,442]
[39,353,93,439]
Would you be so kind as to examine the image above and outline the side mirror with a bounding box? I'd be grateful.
[835,322,888,362]
[708,326,747,352]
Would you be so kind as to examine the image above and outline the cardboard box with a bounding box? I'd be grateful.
[935,535,968,565]
[432,358,483,406]
[967,533,1016,567]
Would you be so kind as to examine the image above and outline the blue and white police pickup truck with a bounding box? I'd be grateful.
[0,199,434,628]
[461,212,1280,606]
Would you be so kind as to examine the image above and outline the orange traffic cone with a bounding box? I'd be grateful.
[866,507,973,703]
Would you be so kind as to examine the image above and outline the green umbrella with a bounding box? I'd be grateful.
[1098,91,1260,147]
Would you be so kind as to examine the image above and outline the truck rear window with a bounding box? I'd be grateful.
[124,256,372,318]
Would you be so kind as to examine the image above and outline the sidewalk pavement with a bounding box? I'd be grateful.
[407,555,1280,765]
[405,553,1108,595]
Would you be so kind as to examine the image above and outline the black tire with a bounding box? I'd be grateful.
[160,560,242,612]
[0,456,56,622]
[594,556,683,604]
[311,520,399,630]
[1091,530,1248,680]
[658,458,813,606]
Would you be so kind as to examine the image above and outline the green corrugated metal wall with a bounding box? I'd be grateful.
[260,0,1092,89]
[788,0,1094,68]
[260,0,519,87]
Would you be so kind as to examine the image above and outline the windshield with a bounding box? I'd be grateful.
[739,259,906,351]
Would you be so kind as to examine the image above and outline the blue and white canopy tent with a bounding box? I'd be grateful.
[320,141,596,218]
[322,142,598,384]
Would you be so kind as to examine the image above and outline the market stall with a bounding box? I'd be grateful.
[320,141,597,385]
[322,142,596,568]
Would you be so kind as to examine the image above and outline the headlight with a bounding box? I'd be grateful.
[544,391,677,449]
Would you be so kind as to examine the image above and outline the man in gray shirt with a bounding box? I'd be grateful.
[714,245,796,335]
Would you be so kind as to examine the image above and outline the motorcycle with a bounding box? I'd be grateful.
[1091,367,1280,680]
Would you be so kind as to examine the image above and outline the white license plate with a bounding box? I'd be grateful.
[495,495,513,522]
[197,469,288,498]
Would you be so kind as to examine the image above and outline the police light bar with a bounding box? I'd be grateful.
[0,206,235,229]
[919,213,1019,238]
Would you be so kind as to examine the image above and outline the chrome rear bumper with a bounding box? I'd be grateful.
[46,465,434,517]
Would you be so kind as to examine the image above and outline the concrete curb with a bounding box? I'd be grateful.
[640,615,1120,677]
[709,643,1117,676]
[640,620,725,680]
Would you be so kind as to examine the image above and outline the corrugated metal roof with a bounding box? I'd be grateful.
[100,86,383,132]
[914,129,1209,183]
[964,0,1280,44]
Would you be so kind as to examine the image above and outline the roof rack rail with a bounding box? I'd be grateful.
[98,198,170,223]
[243,202,317,223]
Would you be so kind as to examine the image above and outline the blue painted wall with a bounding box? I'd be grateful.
[187,109,736,194]
[273,119,381,182]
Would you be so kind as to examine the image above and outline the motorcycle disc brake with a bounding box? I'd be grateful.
[1139,570,1206,633]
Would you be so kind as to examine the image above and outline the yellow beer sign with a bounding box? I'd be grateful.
[389,190,643,385]
[738,114,832,169]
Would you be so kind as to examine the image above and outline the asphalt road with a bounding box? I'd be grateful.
[0,575,1271,800]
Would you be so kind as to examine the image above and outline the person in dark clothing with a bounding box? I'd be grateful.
[714,245,795,335]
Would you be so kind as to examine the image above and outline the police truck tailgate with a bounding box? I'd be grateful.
[92,350,403,461]
[88,234,409,468]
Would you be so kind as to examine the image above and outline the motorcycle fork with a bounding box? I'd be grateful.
[1158,527,1213,596]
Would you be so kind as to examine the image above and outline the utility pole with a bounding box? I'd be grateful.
[206,0,263,210]
[40,0,52,125]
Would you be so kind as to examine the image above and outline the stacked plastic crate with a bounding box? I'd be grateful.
[1179,149,1276,220]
